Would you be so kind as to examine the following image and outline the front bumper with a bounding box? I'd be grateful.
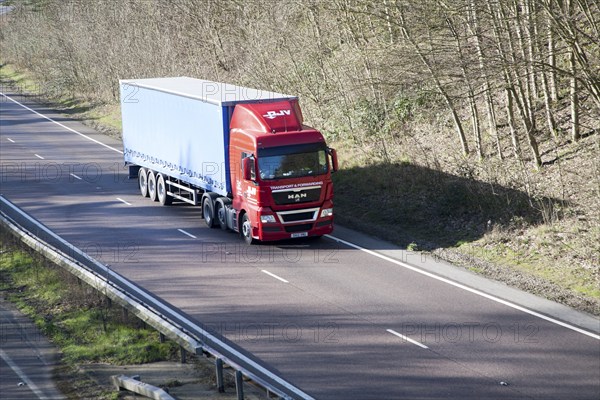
[256,217,334,241]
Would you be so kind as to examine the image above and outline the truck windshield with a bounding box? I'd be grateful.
[258,144,328,180]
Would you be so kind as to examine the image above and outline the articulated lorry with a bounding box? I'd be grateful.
[119,77,337,244]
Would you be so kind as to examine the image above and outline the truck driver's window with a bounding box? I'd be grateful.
[241,152,256,181]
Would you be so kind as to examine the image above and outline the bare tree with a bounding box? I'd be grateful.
[395,2,470,156]
[470,0,503,159]
[445,9,483,158]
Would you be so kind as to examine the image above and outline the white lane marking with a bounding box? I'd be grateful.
[116,198,132,206]
[178,229,197,239]
[261,270,289,284]
[34,154,44,160]
[69,173,82,180]
[1,197,314,400]
[7,137,15,143]
[325,235,600,340]
[387,329,429,349]
[0,349,51,400]
[0,92,123,154]
[0,315,48,367]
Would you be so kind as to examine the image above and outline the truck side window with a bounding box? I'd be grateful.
[241,152,256,181]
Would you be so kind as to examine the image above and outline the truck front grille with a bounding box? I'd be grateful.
[277,208,319,223]
[281,211,316,222]
[272,187,321,205]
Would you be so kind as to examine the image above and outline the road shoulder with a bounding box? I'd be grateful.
[0,296,65,399]
[328,225,600,335]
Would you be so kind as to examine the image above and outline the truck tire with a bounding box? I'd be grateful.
[216,198,231,231]
[147,170,157,201]
[241,213,256,245]
[203,197,215,228]
[156,174,173,205]
[139,167,149,197]
[215,202,226,230]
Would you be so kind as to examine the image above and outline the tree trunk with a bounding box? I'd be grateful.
[512,0,535,127]
[541,0,600,110]
[511,87,543,168]
[547,17,558,102]
[446,13,482,158]
[506,89,523,163]
[570,47,580,142]
[534,10,559,137]
[383,0,395,44]
[498,1,541,168]
[397,5,470,156]
[568,0,581,142]
[470,0,502,159]
[524,0,539,100]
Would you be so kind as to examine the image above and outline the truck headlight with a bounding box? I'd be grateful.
[320,208,333,218]
[260,215,277,223]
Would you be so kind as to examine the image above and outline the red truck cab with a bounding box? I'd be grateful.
[226,99,337,244]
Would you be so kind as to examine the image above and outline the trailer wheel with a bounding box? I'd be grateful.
[138,167,149,197]
[147,170,157,201]
[203,197,215,228]
[156,174,172,205]
[241,213,256,245]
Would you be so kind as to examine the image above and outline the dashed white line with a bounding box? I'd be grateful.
[1,197,314,400]
[387,329,429,349]
[7,137,15,143]
[0,92,123,154]
[69,173,82,180]
[177,229,197,239]
[326,234,600,340]
[261,270,289,284]
[0,349,50,400]
[116,198,132,206]
[34,154,44,160]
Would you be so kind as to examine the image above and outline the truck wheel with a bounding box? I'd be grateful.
[216,201,228,230]
[203,197,215,228]
[156,174,172,205]
[147,170,157,201]
[138,167,149,197]
[241,213,256,245]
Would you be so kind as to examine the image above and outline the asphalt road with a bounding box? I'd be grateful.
[1,90,599,399]
[0,298,65,400]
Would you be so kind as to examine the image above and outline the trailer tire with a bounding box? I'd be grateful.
[156,174,173,205]
[147,170,157,201]
[241,213,256,245]
[203,197,216,228]
[139,167,149,197]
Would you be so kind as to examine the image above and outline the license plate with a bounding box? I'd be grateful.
[291,232,308,238]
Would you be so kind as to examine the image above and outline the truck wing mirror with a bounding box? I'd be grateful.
[243,156,256,181]
[328,148,339,172]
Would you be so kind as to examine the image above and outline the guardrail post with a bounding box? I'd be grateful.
[235,370,244,400]
[180,346,186,364]
[216,358,224,393]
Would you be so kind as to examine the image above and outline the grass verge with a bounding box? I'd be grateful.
[0,228,178,399]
